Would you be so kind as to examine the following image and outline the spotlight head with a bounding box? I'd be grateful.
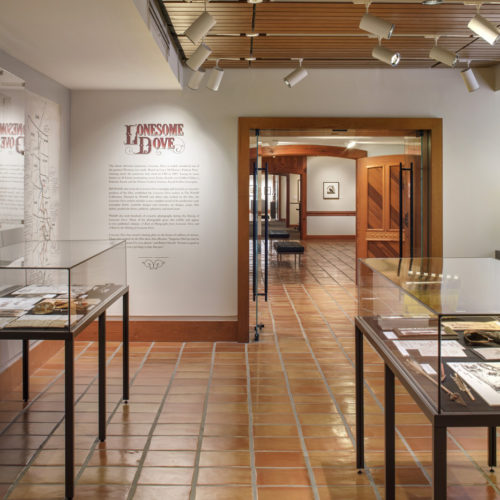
[186,43,212,71]
[283,65,308,88]
[372,45,400,67]
[359,13,395,40]
[206,66,224,91]
[461,67,480,92]
[187,69,205,90]
[468,14,500,46]
[429,45,458,67]
[184,12,216,45]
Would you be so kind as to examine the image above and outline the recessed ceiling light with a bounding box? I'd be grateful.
[245,33,260,38]
[245,56,257,61]
[247,0,263,4]
[422,0,443,4]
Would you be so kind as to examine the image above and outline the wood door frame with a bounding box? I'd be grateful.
[238,117,443,342]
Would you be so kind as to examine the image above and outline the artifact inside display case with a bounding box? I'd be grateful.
[0,240,127,330]
[358,257,500,412]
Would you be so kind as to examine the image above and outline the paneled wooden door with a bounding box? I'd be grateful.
[356,154,421,261]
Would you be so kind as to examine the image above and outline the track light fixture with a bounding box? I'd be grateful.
[187,69,205,90]
[184,12,216,45]
[206,61,224,91]
[372,40,400,67]
[283,59,308,88]
[359,12,395,40]
[186,43,212,71]
[461,61,480,92]
[429,39,458,67]
[468,9,500,46]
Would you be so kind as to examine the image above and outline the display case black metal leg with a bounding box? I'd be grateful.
[98,311,106,442]
[22,339,29,402]
[65,338,74,499]
[488,427,497,471]
[432,424,447,500]
[385,364,395,500]
[355,325,365,470]
[123,292,129,402]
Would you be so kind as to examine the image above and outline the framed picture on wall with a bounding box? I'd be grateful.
[323,182,339,199]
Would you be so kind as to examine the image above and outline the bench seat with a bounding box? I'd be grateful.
[273,241,304,254]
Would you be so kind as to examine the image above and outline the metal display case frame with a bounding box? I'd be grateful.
[356,257,500,500]
[0,240,129,499]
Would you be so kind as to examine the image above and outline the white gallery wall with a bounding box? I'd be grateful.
[70,67,500,319]
[306,156,356,236]
[305,144,404,236]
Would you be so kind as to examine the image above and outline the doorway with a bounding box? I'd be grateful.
[238,118,443,342]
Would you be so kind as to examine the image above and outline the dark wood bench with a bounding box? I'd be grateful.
[269,230,290,240]
[273,241,304,265]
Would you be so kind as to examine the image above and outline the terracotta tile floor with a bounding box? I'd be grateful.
[1,241,500,498]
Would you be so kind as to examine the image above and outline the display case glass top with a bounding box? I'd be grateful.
[0,240,124,269]
[0,240,127,332]
[362,257,500,316]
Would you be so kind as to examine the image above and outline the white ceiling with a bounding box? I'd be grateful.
[0,0,182,90]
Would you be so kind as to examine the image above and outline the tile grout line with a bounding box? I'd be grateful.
[282,284,356,444]
[307,246,346,285]
[446,430,500,495]
[188,343,217,500]
[266,295,320,500]
[308,244,354,286]
[74,341,156,484]
[283,284,381,500]
[302,284,432,486]
[314,253,500,494]
[126,343,186,500]
[0,341,95,438]
[245,343,258,500]
[4,341,124,500]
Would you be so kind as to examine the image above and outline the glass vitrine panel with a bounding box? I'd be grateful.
[359,257,500,413]
[0,240,126,331]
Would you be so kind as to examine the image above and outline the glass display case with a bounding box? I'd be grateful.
[0,240,127,333]
[0,240,129,499]
[358,257,500,414]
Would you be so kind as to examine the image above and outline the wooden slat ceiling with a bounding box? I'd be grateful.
[163,1,500,69]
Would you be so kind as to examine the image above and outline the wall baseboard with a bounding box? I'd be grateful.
[79,320,240,342]
[0,340,63,400]
[306,234,356,240]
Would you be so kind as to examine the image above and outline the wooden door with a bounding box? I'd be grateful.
[356,154,421,262]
